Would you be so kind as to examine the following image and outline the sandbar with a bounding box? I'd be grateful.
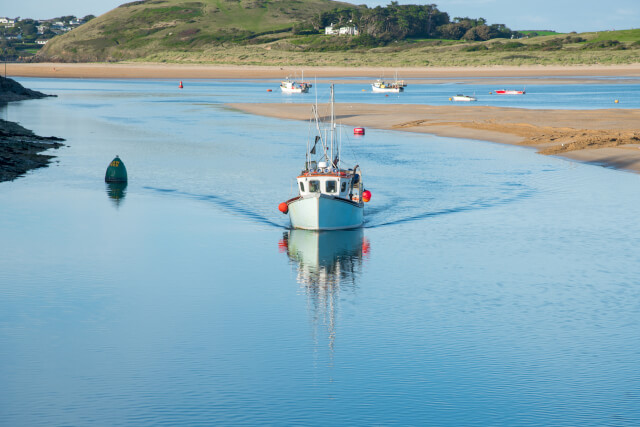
[229,102,640,173]
[7,62,640,81]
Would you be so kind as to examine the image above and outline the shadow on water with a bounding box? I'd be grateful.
[280,229,368,353]
[105,182,127,208]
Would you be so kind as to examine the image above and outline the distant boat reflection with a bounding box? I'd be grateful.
[280,229,369,351]
[105,182,127,207]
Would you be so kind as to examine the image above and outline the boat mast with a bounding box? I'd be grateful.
[330,84,334,167]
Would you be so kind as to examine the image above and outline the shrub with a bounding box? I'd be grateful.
[461,44,488,52]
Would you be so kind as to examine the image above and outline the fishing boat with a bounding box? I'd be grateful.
[452,94,477,102]
[280,71,312,94]
[494,89,525,95]
[280,77,311,93]
[371,72,406,93]
[278,85,370,230]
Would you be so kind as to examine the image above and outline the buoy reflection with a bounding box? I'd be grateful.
[105,182,127,207]
[280,229,369,352]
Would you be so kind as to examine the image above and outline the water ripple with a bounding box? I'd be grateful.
[144,186,286,229]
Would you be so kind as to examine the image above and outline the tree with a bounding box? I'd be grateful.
[437,23,466,40]
[22,23,37,38]
[463,25,491,41]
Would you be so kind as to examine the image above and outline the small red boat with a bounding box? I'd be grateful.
[495,89,525,95]
[354,127,365,135]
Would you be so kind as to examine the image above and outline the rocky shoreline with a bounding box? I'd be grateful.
[0,77,63,183]
[0,119,64,182]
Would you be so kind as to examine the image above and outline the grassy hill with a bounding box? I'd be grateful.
[38,0,355,61]
[37,0,640,66]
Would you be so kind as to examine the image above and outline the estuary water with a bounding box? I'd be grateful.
[1,77,640,425]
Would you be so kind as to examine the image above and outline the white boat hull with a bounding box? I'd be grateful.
[281,86,309,94]
[289,194,363,230]
[452,96,476,102]
[371,85,402,93]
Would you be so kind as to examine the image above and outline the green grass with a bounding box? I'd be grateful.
[39,0,354,61]
[586,28,640,43]
[519,30,564,36]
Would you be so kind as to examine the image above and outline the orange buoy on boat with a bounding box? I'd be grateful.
[278,202,288,214]
[362,190,371,202]
[179,81,183,89]
[354,127,365,135]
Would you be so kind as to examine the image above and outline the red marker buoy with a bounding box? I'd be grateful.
[362,190,371,202]
[267,89,272,92]
[278,202,288,214]
[179,81,183,89]
[354,127,365,135]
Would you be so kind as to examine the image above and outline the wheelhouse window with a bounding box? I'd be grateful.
[299,182,305,192]
[309,180,320,192]
[341,181,347,192]
[326,180,337,193]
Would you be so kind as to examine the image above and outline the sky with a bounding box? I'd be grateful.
[3,0,639,33]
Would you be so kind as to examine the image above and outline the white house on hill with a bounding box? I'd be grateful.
[325,23,359,36]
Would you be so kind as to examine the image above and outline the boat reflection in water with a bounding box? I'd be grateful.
[280,229,369,351]
[105,182,127,207]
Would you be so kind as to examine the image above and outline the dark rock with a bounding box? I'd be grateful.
[0,119,65,182]
[0,76,57,102]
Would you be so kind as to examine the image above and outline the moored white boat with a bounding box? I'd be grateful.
[452,94,477,102]
[279,85,370,231]
[280,78,311,93]
[371,72,406,93]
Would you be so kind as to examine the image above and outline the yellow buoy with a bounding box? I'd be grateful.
[362,89,366,92]
[615,99,619,104]
[489,91,493,95]
[449,97,452,101]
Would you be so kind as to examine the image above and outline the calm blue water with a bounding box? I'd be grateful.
[1,77,640,425]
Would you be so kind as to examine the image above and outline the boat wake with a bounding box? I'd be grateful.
[144,186,287,229]
[365,186,535,229]
[145,183,534,231]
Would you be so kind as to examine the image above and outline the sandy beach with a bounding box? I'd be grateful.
[230,102,640,173]
[7,62,640,80]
